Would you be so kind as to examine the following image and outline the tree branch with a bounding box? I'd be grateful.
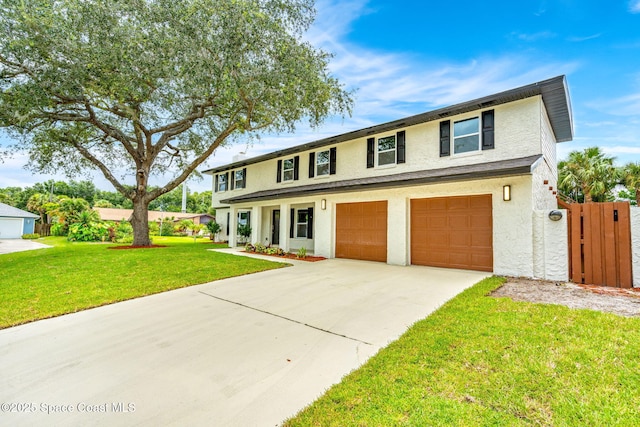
[146,123,238,202]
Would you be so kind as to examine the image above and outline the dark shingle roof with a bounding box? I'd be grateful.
[204,75,572,175]
[220,155,542,204]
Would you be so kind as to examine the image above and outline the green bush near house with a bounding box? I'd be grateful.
[21,233,40,239]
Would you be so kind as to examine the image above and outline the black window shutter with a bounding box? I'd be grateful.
[329,147,337,174]
[290,208,295,238]
[246,211,251,228]
[224,172,229,190]
[397,131,406,164]
[482,110,495,150]
[230,171,235,190]
[366,138,375,168]
[307,207,313,239]
[226,212,229,235]
[308,152,315,178]
[293,156,300,180]
[439,121,451,157]
[242,168,246,188]
[276,160,282,183]
[214,174,218,192]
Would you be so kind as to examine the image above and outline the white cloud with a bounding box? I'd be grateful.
[588,93,640,116]
[511,31,556,42]
[567,33,602,42]
[630,1,640,13]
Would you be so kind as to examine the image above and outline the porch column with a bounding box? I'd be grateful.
[228,206,237,247]
[387,195,409,266]
[279,202,291,252]
[251,206,261,245]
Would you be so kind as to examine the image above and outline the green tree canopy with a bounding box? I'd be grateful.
[558,147,618,203]
[622,162,640,206]
[0,0,352,245]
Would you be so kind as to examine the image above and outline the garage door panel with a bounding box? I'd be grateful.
[336,201,387,263]
[0,218,22,239]
[411,195,493,272]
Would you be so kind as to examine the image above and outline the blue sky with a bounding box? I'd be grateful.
[1,0,640,192]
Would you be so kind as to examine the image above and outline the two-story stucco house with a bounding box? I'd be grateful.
[204,75,573,279]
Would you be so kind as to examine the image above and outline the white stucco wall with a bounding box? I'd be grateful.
[227,174,540,277]
[631,207,640,288]
[532,210,569,281]
[210,96,546,208]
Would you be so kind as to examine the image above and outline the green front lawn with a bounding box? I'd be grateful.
[285,277,640,426]
[0,236,286,329]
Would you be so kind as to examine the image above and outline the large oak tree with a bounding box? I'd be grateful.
[0,0,352,245]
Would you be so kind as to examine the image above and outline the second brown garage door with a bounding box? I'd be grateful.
[411,195,493,272]
[336,201,387,262]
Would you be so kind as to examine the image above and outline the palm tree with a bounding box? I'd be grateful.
[622,162,640,206]
[558,147,618,203]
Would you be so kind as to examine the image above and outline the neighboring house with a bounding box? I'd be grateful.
[204,76,573,279]
[0,203,39,238]
[94,208,214,225]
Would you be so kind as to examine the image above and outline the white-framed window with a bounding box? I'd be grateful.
[296,209,308,238]
[238,211,250,226]
[234,169,245,189]
[377,135,396,166]
[453,117,480,154]
[283,158,295,181]
[316,150,330,176]
[217,174,227,192]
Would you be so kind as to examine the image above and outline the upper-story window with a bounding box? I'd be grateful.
[215,172,228,192]
[283,158,295,181]
[309,147,336,178]
[316,150,330,176]
[377,135,396,166]
[440,110,494,157]
[453,117,480,154]
[277,156,299,183]
[367,131,405,168]
[232,169,246,190]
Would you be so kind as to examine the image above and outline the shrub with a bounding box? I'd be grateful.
[245,243,256,252]
[50,222,66,236]
[21,233,40,239]
[148,221,159,235]
[68,221,109,242]
[296,247,307,259]
[160,221,174,236]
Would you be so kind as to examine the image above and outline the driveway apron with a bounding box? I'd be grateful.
[0,250,489,426]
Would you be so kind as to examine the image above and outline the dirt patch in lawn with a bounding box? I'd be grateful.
[491,277,640,318]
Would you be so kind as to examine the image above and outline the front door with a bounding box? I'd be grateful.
[271,210,280,245]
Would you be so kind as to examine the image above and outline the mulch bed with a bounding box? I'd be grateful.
[107,245,168,250]
[244,251,326,262]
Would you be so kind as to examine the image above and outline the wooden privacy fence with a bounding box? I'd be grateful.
[567,202,633,288]
[35,223,51,237]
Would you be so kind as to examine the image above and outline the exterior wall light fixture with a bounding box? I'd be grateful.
[503,185,511,201]
[321,199,327,210]
[548,210,563,221]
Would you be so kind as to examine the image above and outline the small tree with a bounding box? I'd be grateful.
[558,147,618,203]
[622,162,640,206]
[237,223,252,244]
[206,221,222,241]
[188,223,205,242]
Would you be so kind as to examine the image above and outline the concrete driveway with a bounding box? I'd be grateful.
[0,250,489,426]
[0,239,52,254]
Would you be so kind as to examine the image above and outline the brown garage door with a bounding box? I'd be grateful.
[336,201,387,262]
[411,195,493,272]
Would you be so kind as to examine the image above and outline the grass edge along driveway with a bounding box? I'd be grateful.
[284,276,640,427]
[0,237,287,329]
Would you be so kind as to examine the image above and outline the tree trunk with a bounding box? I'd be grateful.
[131,197,151,246]
[636,187,640,206]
